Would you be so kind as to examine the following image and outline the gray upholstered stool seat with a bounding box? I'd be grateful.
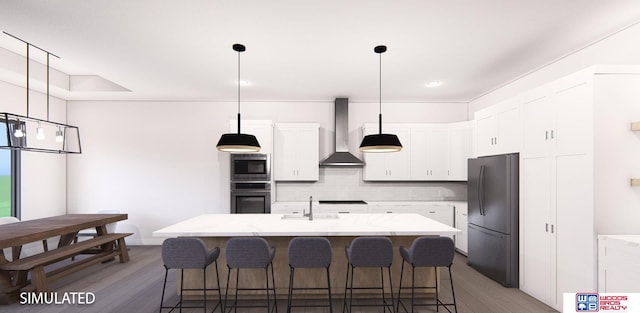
[159,237,222,313]
[342,236,394,313]
[286,237,333,313]
[397,236,458,313]
[224,237,277,313]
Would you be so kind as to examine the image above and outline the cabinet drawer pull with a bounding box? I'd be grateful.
[551,224,554,233]
[338,211,349,214]
[545,223,549,232]
[550,130,554,139]
[545,130,549,140]
[429,211,436,213]
[462,213,467,216]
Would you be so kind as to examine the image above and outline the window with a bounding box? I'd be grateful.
[0,149,19,218]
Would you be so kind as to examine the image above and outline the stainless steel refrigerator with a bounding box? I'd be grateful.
[467,153,519,287]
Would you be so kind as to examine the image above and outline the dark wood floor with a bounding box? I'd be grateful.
[2,246,557,313]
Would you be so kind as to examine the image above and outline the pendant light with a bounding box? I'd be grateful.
[359,45,403,153]
[216,44,261,152]
[1,31,82,154]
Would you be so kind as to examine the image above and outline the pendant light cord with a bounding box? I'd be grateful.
[237,47,241,134]
[378,48,382,135]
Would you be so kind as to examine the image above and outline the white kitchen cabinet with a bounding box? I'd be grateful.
[274,123,319,181]
[598,235,640,292]
[453,202,468,255]
[411,204,454,226]
[318,205,368,214]
[410,125,449,180]
[229,120,273,155]
[447,121,473,180]
[475,97,522,157]
[270,203,306,215]
[362,125,411,181]
[522,71,593,158]
[413,203,454,239]
[517,67,640,311]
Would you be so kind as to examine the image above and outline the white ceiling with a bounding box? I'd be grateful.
[1,0,640,102]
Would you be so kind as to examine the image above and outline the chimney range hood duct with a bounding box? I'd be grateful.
[320,98,365,167]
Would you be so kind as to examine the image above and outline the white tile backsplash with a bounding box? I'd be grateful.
[276,167,467,202]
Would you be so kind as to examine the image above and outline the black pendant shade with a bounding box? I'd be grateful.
[216,43,261,152]
[216,132,260,153]
[360,133,402,153]
[359,45,402,153]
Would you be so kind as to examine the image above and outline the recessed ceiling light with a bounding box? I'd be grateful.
[235,80,251,86]
[425,81,443,88]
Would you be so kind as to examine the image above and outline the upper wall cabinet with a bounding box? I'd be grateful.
[410,124,449,180]
[274,123,319,181]
[522,71,593,158]
[362,124,411,181]
[474,97,522,157]
[362,122,472,181]
[448,121,473,180]
[229,120,274,155]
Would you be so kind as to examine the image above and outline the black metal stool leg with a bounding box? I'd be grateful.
[287,267,294,313]
[271,263,278,313]
[159,267,169,313]
[342,264,350,313]
[388,266,395,313]
[203,268,207,313]
[380,267,386,311]
[179,269,184,313]
[326,266,333,313]
[234,268,239,313]
[397,261,404,313]
[214,261,222,313]
[349,265,354,313]
[434,266,439,312]
[265,266,271,313]
[449,266,458,313]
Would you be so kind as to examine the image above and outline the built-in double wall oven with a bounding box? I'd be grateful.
[230,153,271,214]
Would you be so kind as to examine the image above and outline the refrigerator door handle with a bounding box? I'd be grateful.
[478,165,485,216]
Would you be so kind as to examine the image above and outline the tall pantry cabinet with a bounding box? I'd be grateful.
[519,66,640,311]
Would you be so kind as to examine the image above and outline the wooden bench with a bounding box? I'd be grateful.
[0,233,132,292]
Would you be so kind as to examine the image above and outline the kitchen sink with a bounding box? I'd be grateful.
[281,213,340,220]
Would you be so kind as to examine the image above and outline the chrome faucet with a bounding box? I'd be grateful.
[305,196,313,220]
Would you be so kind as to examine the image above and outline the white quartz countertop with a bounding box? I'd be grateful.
[152,213,461,237]
[598,234,640,245]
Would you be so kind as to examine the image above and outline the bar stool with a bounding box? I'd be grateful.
[397,236,457,313]
[159,237,222,313]
[224,237,277,313]
[287,237,333,313]
[342,236,394,313]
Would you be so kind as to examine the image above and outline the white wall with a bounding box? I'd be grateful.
[66,100,467,244]
[0,80,67,221]
[469,22,640,117]
[594,74,640,235]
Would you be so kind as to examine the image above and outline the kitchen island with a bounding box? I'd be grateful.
[153,213,460,299]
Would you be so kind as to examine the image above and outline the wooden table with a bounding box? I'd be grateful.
[0,214,129,304]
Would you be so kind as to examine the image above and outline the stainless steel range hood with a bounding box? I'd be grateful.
[320,98,365,167]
